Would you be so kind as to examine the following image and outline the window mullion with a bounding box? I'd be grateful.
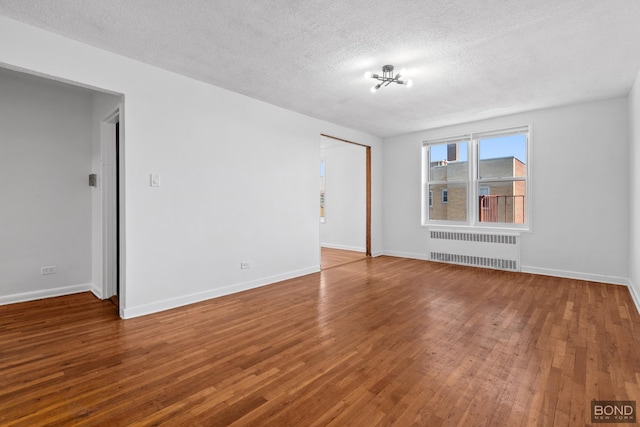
[477,177,526,183]
[429,180,465,185]
[470,137,478,227]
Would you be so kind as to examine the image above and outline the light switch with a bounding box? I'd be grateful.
[150,174,160,187]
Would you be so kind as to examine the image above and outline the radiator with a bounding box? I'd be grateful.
[428,230,520,272]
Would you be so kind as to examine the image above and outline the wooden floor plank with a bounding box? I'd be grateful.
[1,256,640,425]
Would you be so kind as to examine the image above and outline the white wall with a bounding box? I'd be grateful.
[383,98,630,284]
[320,138,366,252]
[629,70,640,306]
[0,69,93,303]
[0,16,383,317]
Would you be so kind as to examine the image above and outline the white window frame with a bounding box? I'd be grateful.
[441,189,448,204]
[422,125,531,231]
[429,190,433,208]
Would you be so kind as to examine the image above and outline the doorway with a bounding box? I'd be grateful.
[319,134,371,269]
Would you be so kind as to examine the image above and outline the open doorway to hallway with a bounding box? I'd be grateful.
[319,134,371,269]
[0,65,123,314]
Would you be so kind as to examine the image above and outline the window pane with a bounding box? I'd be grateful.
[429,141,468,182]
[478,134,526,179]
[428,183,467,221]
[478,181,526,224]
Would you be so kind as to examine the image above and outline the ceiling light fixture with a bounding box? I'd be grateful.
[365,65,413,93]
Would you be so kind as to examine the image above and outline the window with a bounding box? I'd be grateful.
[422,126,529,228]
[423,138,469,222]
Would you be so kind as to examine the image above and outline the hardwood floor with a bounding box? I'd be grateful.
[1,256,640,426]
[321,247,367,270]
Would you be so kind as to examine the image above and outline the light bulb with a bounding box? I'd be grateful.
[371,85,378,93]
[364,71,372,79]
[405,79,413,88]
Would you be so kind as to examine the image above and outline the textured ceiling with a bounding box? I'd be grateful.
[1,1,640,137]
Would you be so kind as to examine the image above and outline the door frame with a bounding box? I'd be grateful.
[320,134,372,257]
[101,106,125,312]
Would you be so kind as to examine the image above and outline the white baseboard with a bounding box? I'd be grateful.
[626,280,640,316]
[122,265,320,319]
[91,283,103,299]
[520,265,630,286]
[371,251,384,257]
[321,243,366,253]
[0,283,93,306]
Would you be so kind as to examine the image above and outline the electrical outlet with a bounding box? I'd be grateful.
[240,262,251,270]
[41,266,57,275]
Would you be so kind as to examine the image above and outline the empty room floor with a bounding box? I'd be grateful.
[1,256,639,425]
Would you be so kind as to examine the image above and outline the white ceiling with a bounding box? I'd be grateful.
[1,1,639,138]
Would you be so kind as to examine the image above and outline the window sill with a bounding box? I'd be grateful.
[422,223,530,234]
